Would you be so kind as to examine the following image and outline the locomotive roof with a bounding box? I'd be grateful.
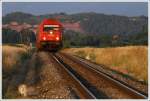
[41,19,62,27]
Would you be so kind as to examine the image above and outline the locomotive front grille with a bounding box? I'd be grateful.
[41,41,61,45]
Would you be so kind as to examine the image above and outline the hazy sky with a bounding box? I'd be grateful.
[2,2,148,16]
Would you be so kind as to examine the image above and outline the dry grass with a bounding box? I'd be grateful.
[2,45,27,73]
[62,46,148,83]
[2,45,31,98]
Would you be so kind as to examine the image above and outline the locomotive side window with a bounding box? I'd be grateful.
[43,25,60,32]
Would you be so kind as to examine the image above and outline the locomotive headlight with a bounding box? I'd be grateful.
[43,36,46,40]
[50,31,53,34]
[56,37,59,41]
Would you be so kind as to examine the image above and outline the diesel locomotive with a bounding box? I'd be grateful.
[36,19,63,51]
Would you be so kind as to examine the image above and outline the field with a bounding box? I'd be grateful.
[62,46,148,83]
[2,45,31,74]
[2,45,32,98]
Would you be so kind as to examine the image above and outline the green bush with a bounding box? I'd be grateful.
[89,53,96,62]
[75,51,86,58]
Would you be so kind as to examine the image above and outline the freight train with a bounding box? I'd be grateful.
[36,19,63,51]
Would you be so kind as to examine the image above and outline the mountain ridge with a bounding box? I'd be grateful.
[3,12,148,35]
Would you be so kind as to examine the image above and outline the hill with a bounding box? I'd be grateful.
[3,12,148,35]
[2,12,148,47]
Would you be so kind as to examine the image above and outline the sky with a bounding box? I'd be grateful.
[2,2,148,16]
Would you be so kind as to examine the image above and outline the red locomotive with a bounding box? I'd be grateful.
[36,19,63,51]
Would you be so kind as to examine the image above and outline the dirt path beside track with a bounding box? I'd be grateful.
[4,51,80,99]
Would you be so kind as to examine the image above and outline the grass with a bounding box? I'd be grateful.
[2,45,27,73]
[2,45,33,98]
[62,46,148,84]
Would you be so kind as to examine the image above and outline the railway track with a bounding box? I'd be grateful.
[52,53,97,99]
[52,52,148,99]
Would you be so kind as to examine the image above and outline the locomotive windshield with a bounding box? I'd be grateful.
[43,25,60,31]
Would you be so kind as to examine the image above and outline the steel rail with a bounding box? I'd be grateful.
[51,54,97,99]
[59,53,148,99]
